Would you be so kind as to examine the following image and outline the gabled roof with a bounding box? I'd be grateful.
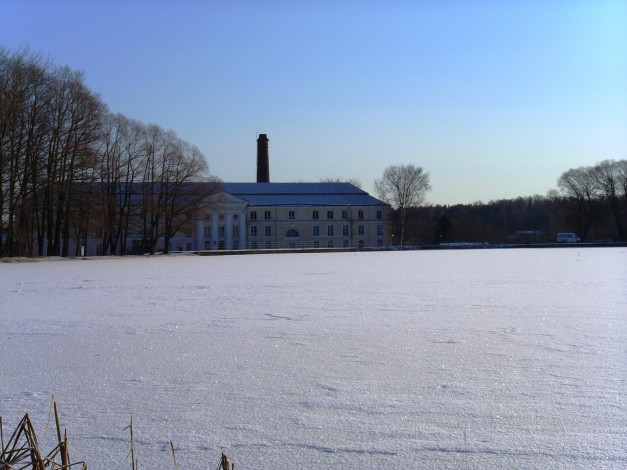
[222,182,387,207]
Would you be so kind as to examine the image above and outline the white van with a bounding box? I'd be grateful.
[556,232,581,243]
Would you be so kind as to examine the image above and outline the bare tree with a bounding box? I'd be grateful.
[94,113,146,255]
[374,164,430,246]
[137,124,169,254]
[160,140,213,254]
[117,117,146,254]
[0,48,104,257]
[556,166,601,241]
[0,47,52,256]
[42,66,103,256]
[593,159,626,241]
[134,125,215,254]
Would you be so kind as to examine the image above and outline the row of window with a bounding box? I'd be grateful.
[250,209,383,221]
[206,224,384,238]
[202,209,384,223]
[249,226,273,237]
[202,238,386,251]
[204,226,240,238]
[247,240,370,249]
[205,224,384,238]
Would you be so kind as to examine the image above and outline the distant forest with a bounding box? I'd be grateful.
[392,158,626,246]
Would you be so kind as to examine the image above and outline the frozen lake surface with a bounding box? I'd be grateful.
[1,248,625,469]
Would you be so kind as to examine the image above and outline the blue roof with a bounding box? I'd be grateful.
[222,182,387,207]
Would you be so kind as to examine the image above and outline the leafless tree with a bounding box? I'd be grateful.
[375,164,430,246]
[160,140,213,254]
[556,166,601,241]
[0,47,52,256]
[593,159,626,240]
[135,125,216,254]
[94,113,147,255]
[41,66,103,256]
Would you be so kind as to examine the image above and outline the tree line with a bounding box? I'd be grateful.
[380,159,626,245]
[1,47,218,257]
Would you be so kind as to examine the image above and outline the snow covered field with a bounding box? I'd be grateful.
[1,248,625,469]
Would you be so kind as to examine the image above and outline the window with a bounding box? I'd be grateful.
[358,225,365,235]
[343,240,349,248]
[312,210,319,219]
[313,240,320,248]
[313,226,320,237]
[342,225,350,236]
[186,242,192,251]
[265,241,272,249]
[232,226,239,238]
[342,210,349,219]
[328,240,334,248]
[377,225,383,236]
[251,241,258,249]
[204,226,211,238]
[218,226,225,237]
[264,225,272,237]
[327,210,334,219]
[327,225,334,236]
[358,210,364,220]
[233,240,239,250]
[376,210,382,219]
[264,210,271,220]
[250,226,258,237]
[204,241,210,250]
[288,210,295,219]
[250,211,257,220]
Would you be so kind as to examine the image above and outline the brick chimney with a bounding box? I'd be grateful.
[256,134,269,183]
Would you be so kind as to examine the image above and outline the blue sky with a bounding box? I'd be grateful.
[2,0,626,204]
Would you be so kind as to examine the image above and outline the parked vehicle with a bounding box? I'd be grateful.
[556,232,581,243]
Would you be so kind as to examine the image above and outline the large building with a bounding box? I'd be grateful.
[171,134,390,252]
[197,181,389,251]
[76,135,390,255]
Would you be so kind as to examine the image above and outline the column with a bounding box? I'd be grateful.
[197,220,204,250]
[212,211,218,250]
[226,212,233,250]
[240,210,246,250]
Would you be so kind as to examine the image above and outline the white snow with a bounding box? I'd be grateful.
[1,248,625,469]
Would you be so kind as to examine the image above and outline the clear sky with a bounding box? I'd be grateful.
[2,0,626,205]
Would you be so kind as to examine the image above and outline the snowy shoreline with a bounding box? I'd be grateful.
[2,241,624,264]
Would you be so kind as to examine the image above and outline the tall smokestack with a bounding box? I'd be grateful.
[256,134,269,183]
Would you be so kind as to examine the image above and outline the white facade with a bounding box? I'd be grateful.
[193,188,390,251]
